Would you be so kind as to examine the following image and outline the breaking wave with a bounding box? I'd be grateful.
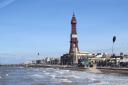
[0,76,2,79]
[31,74,44,78]
[60,79,72,83]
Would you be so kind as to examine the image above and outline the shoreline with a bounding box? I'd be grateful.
[26,64,88,71]
[1,64,128,74]
[24,65,128,74]
[97,67,128,74]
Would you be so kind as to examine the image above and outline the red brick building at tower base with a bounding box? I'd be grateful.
[61,14,93,65]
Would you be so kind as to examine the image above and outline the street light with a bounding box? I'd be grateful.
[112,36,116,56]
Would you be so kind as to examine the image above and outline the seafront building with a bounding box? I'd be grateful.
[24,57,60,65]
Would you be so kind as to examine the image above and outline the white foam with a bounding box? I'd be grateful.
[86,77,96,81]
[93,80,101,83]
[86,77,107,84]
[49,74,56,79]
[6,74,8,76]
[56,70,70,75]
[43,71,46,73]
[93,80,108,85]
[63,70,70,72]
[60,79,72,83]
[19,67,24,69]
[31,74,43,78]
[0,76,2,79]
[46,68,54,70]
[56,71,64,74]
[70,75,80,79]
[44,72,50,75]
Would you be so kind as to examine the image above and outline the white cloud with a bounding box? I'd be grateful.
[0,0,15,8]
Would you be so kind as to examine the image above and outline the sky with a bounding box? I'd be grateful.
[0,0,128,64]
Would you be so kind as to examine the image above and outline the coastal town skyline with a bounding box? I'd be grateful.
[0,0,128,64]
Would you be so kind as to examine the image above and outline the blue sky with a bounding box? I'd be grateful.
[0,0,128,64]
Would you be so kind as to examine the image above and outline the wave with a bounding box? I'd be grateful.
[18,67,24,69]
[43,70,46,72]
[86,77,107,84]
[96,81,108,84]
[55,70,64,74]
[52,74,80,79]
[31,74,44,78]
[0,76,2,79]
[63,70,70,72]
[93,80,101,83]
[6,74,8,76]
[55,69,70,75]
[43,72,50,75]
[60,79,72,83]
[70,75,80,79]
[49,74,56,79]
[86,77,96,81]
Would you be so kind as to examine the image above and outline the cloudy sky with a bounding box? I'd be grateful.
[0,0,128,64]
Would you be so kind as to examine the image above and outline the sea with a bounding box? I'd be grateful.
[0,66,128,85]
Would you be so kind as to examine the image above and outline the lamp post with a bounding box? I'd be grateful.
[112,36,116,56]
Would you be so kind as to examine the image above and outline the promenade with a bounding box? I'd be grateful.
[97,67,128,74]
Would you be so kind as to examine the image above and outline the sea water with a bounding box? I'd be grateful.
[0,66,128,85]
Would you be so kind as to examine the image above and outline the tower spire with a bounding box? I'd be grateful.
[73,12,75,17]
[69,14,79,54]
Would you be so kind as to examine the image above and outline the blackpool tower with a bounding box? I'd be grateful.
[61,14,81,65]
[69,13,79,55]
